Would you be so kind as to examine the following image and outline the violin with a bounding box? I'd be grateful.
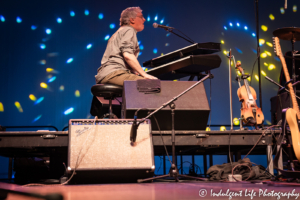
[236,62,264,125]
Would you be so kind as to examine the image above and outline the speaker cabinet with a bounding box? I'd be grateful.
[68,119,155,183]
[122,81,210,131]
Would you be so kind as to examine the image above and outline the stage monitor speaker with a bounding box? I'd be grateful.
[122,81,210,131]
[68,119,155,183]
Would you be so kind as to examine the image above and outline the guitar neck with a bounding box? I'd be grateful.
[280,55,300,117]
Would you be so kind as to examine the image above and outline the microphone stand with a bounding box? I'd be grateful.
[136,73,213,182]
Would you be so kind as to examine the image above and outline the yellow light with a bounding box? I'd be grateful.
[14,101,23,112]
[40,82,48,88]
[237,71,241,75]
[161,53,164,56]
[233,118,240,126]
[269,14,275,20]
[261,53,267,58]
[247,76,251,82]
[268,64,275,70]
[221,40,224,44]
[220,126,226,131]
[29,94,36,101]
[293,5,297,12]
[206,127,211,131]
[280,7,285,14]
[259,39,265,45]
[261,25,268,32]
[231,61,234,66]
[46,68,54,72]
[75,90,80,97]
[223,50,228,55]
[144,68,148,72]
[255,75,259,81]
[173,80,178,81]
[261,70,266,76]
[266,42,273,47]
[0,102,3,112]
[264,62,268,66]
[265,51,271,56]
[266,120,272,125]
[59,85,64,91]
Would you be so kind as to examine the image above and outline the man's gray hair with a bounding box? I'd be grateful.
[120,7,142,26]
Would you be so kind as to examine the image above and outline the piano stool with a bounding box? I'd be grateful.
[90,84,123,119]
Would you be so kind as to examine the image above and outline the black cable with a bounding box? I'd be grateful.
[173,28,196,44]
[228,132,233,167]
[249,54,260,86]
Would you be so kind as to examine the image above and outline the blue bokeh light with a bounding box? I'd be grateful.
[85,10,89,15]
[235,47,243,54]
[57,18,62,23]
[70,11,75,17]
[154,15,158,21]
[147,16,150,21]
[64,107,74,115]
[46,29,51,34]
[31,25,37,30]
[252,33,256,37]
[224,26,227,30]
[40,44,46,49]
[98,13,104,19]
[86,44,92,49]
[140,45,144,50]
[0,15,5,22]
[166,33,171,37]
[104,35,110,40]
[34,97,44,105]
[236,23,240,27]
[229,22,233,27]
[32,115,42,122]
[244,26,248,30]
[274,57,280,62]
[66,58,73,63]
[251,48,257,54]
[139,52,142,56]
[48,76,56,83]
[109,23,115,29]
[160,19,164,24]
[16,17,22,23]
[153,48,158,54]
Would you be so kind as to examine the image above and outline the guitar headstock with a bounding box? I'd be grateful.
[272,37,282,57]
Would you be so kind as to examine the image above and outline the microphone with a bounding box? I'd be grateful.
[130,117,138,145]
[153,23,174,30]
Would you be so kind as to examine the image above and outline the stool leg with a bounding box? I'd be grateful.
[109,99,113,119]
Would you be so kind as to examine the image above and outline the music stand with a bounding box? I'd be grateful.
[132,73,213,182]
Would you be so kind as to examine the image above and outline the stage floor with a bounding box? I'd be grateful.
[1,181,300,200]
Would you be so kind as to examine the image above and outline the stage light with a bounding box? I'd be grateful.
[34,97,44,105]
[264,62,268,66]
[268,64,275,70]
[31,25,37,30]
[70,11,75,17]
[255,75,259,81]
[139,52,142,56]
[29,94,36,101]
[16,17,22,23]
[66,58,73,63]
[40,44,46,49]
[0,102,3,112]
[165,43,169,46]
[160,19,164,24]
[221,40,224,44]
[229,22,233,27]
[261,52,267,58]
[244,26,248,30]
[154,15,158,21]
[32,115,42,122]
[64,107,74,115]
[251,49,257,54]
[266,42,273,47]
[236,23,240,27]
[46,29,51,34]
[147,16,150,21]
[220,126,226,131]
[59,85,64,91]
[57,18,62,23]
[75,90,80,97]
[104,35,110,40]
[109,23,115,29]
[224,26,227,30]
[259,39,265,45]
[15,101,23,112]
[98,13,104,19]
[247,76,251,82]
[86,44,92,49]
[85,10,89,15]
[235,47,243,54]
[0,15,5,22]
[293,5,297,12]
[265,51,271,56]
[39,60,46,65]
[46,68,58,73]
[280,7,285,14]
[223,50,229,55]
[269,14,275,20]
[233,118,240,126]
[252,33,256,37]
[48,76,56,83]
[261,25,268,32]
[206,127,211,131]
[40,82,48,88]
[261,70,266,76]
[153,48,158,54]
[166,33,171,37]
[140,45,144,50]
[274,57,280,62]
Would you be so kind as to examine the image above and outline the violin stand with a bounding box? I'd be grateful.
[136,73,213,183]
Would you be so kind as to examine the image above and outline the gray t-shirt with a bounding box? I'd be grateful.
[95,25,140,83]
